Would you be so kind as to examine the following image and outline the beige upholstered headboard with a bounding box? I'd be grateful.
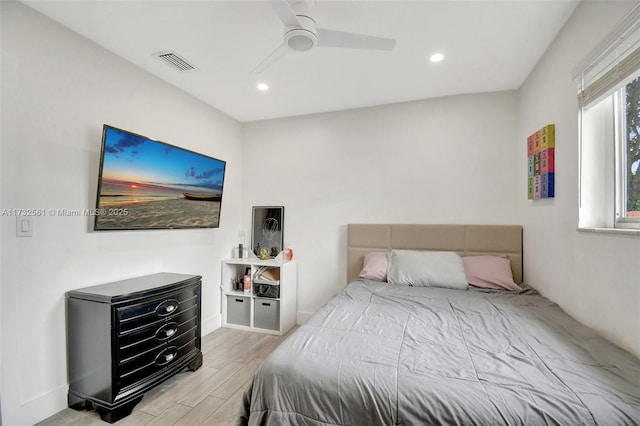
[347,224,523,285]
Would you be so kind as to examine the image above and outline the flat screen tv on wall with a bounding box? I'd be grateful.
[94,124,226,230]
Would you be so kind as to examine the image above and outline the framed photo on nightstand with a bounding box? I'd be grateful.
[251,206,284,258]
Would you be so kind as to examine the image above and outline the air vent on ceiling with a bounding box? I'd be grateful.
[153,51,197,72]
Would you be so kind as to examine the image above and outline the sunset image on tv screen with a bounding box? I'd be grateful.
[95,125,226,230]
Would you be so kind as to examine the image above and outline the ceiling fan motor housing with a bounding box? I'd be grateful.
[284,14,317,51]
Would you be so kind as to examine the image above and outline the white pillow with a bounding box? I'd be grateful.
[387,250,468,290]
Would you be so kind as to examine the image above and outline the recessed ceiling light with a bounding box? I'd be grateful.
[430,53,444,63]
[257,83,269,91]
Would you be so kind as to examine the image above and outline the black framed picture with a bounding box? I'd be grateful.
[251,206,284,258]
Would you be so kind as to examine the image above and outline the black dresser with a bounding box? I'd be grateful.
[66,273,203,423]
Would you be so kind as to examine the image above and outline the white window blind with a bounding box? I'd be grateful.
[576,4,640,107]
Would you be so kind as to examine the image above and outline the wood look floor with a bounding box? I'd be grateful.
[37,327,295,426]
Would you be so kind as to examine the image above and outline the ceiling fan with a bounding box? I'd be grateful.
[252,0,397,75]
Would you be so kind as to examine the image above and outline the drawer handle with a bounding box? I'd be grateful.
[262,303,270,306]
[155,322,178,340]
[235,298,244,303]
[156,299,179,317]
[155,347,178,366]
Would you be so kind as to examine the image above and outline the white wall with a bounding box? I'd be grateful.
[242,92,520,319]
[0,2,243,424]
[517,1,640,358]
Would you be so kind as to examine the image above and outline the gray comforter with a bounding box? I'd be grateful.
[239,279,640,425]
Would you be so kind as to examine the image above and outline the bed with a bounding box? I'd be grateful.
[238,224,640,425]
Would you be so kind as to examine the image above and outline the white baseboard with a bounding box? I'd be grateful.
[6,383,68,426]
[202,313,221,336]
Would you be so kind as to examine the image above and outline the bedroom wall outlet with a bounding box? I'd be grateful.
[16,217,33,237]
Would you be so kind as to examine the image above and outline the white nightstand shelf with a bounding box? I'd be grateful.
[220,258,297,335]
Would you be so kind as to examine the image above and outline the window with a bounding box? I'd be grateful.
[617,78,640,223]
[577,6,640,231]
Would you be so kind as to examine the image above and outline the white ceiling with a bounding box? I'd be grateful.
[21,0,579,122]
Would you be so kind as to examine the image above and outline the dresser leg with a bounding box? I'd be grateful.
[188,351,203,371]
[94,395,143,424]
[68,392,91,411]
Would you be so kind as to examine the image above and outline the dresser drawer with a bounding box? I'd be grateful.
[118,313,198,361]
[118,326,198,390]
[117,288,198,334]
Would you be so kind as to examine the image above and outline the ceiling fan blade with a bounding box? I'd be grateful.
[317,28,396,51]
[251,43,289,75]
[270,0,301,28]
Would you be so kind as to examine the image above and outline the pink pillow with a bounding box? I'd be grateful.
[359,251,388,282]
[462,256,520,291]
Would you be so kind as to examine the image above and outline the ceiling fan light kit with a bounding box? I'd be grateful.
[284,14,318,51]
[285,29,317,52]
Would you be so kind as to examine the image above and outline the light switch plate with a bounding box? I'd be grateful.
[16,217,33,237]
